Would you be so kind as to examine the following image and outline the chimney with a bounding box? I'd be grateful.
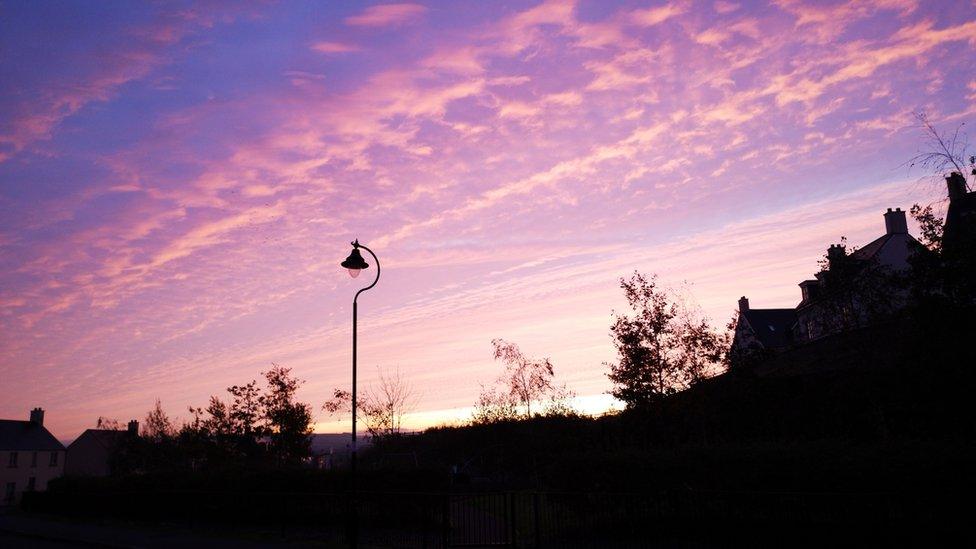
[827,244,846,270]
[127,420,139,435]
[29,408,44,426]
[738,296,749,312]
[884,208,908,235]
[947,172,967,202]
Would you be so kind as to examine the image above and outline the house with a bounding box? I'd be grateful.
[0,408,65,506]
[732,207,925,359]
[65,420,138,477]
[731,296,796,355]
[794,207,925,341]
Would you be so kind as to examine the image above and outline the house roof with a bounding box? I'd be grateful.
[741,308,796,349]
[850,232,925,262]
[68,429,128,451]
[0,420,65,451]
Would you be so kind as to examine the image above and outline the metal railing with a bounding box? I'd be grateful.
[22,488,959,547]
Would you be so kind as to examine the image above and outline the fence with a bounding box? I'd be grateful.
[22,488,960,547]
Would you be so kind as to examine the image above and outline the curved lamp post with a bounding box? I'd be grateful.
[340,239,380,475]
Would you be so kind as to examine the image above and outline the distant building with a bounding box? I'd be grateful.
[308,433,371,470]
[0,408,65,506]
[732,207,925,359]
[66,420,138,477]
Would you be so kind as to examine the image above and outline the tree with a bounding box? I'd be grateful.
[606,272,725,409]
[905,113,976,304]
[677,312,728,385]
[261,364,313,465]
[322,367,419,439]
[906,111,975,188]
[142,399,174,442]
[472,339,574,423]
[361,367,418,438]
[201,396,233,438]
[227,380,263,438]
[95,417,122,430]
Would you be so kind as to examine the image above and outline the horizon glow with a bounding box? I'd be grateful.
[2,0,974,441]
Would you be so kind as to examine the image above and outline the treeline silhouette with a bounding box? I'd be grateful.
[104,364,314,475]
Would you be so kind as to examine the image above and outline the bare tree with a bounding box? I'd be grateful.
[361,367,419,438]
[95,417,122,430]
[472,339,575,423]
[906,111,975,188]
[322,366,419,439]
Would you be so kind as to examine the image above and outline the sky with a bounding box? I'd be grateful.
[2,0,975,441]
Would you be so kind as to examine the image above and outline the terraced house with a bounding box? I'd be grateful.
[0,408,64,506]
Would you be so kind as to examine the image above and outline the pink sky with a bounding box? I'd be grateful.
[1,0,975,440]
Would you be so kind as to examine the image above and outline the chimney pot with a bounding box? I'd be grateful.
[29,408,44,426]
[127,420,139,435]
[884,207,908,235]
[738,296,749,312]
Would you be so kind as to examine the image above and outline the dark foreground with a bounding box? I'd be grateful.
[16,486,968,548]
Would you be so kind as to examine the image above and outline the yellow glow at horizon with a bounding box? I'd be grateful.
[311,393,623,434]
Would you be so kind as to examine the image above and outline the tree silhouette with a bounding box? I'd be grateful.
[261,364,313,466]
[143,398,174,442]
[606,272,725,409]
[323,367,419,439]
[472,339,574,423]
[906,111,975,187]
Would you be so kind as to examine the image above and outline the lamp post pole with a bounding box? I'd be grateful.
[348,241,379,471]
[341,239,379,548]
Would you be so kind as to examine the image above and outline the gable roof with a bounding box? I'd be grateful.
[68,429,128,451]
[741,308,796,349]
[0,420,65,451]
[850,232,924,263]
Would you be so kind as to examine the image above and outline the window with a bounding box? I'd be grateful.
[26,477,35,492]
[49,451,58,467]
[3,482,13,503]
[7,451,17,468]
[31,451,37,468]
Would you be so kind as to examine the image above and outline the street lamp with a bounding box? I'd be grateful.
[340,239,380,475]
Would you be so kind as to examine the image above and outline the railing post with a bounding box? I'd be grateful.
[533,492,541,549]
[442,493,451,548]
[509,492,517,548]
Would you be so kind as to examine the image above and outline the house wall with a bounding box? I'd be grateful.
[65,433,112,477]
[0,449,64,506]
[732,317,761,352]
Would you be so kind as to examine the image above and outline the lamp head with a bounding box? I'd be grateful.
[341,240,369,278]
